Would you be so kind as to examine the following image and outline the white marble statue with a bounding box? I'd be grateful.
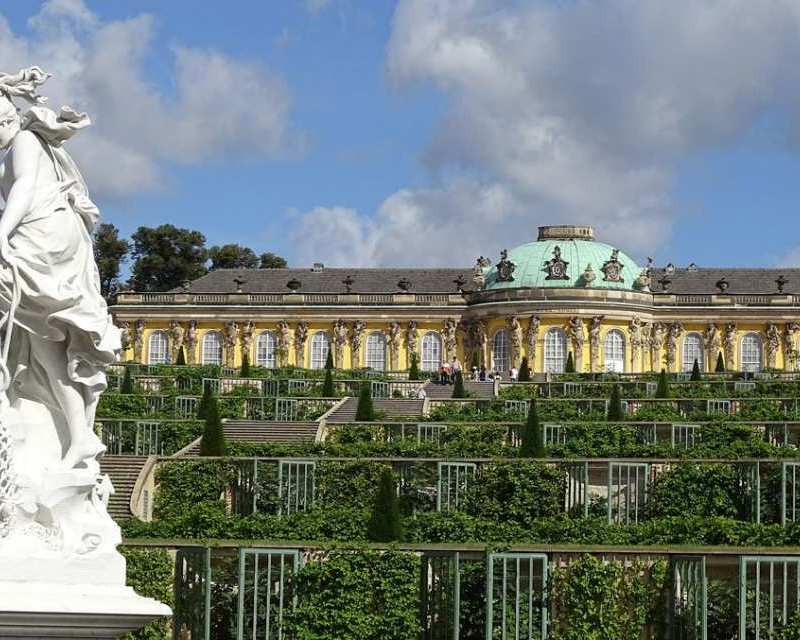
[0,65,167,636]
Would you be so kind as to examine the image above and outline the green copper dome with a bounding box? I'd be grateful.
[482,225,644,291]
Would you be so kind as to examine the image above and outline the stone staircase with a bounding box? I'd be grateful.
[326,398,425,422]
[422,380,495,399]
[99,455,149,521]
[182,420,320,454]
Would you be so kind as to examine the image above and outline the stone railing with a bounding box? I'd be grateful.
[654,293,795,306]
[115,291,466,307]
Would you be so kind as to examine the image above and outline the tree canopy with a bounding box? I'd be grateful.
[93,223,130,302]
[259,252,287,269]
[209,244,259,270]
[129,224,208,292]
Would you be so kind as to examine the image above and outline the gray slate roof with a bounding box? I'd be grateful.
[649,268,800,295]
[179,268,472,294]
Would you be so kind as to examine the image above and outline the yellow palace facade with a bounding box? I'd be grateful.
[110,225,800,375]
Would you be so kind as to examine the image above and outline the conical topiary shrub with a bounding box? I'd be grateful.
[655,368,670,398]
[175,347,186,366]
[121,365,134,394]
[518,357,531,382]
[607,384,624,421]
[355,382,375,421]
[715,352,725,373]
[690,358,702,382]
[452,370,466,398]
[197,381,214,421]
[408,353,420,381]
[367,467,402,542]
[240,352,251,378]
[199,393,226,457]
[520,399,545,457]
[322,350,335,397]
[565,352,575,373]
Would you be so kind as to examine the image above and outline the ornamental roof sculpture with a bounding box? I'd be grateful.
[544,245,570,280]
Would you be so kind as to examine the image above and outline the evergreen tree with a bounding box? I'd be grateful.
[129,224,208,292]
[367,467,402,542]
[208,243,259,269]
[240,352,251,378]
[452,370,466,398]
[322,350,335,397]
[197,382,214,421]
[520,399,545,457]
[93,222,130,303]
[199,394,226,457]
[355,383,375,421]
[175,347,186,366]
[517,357,531,382]
[655,368,670,398]
[408,353,420,381]
[120,366,134,394]
[690,358,702,381]
[259,252,288,269]
[607,384,624,421]
[715,352,725,373]
[565,352,575,373]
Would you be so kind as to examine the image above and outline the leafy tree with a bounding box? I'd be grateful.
[565,352,575,373]
[355,383,375,421]
[197,383,214,421]
[366,467,402,542]
[240,352,251,378]
[259,252,288,269]
[93,222,130,303]
[518,357,531,382]
[208,244,259,270]
[715,352,725,373]
[607,384,624,421]
[520,399,545,457]
[129,224,208,292]
[655,369,670,398]
[452,370,466,398]
[690,358,702,381]
[408,353,420,381]
[322,351,335,397]
[120,366,134,394]
[199,394,226,456]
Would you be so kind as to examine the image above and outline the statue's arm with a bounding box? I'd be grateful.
[0,130,40,245]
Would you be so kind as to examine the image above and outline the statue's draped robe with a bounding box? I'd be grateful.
[0,106,118,445]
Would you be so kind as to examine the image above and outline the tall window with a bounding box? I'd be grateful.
[682,333,704,372]
[201,331,223,365]
[365,332,387,371]
[492,329,509,373]
[544,328,567,373]
[310,332,330,369]
[604,330,625,373]
[421,332,443,372]
[741,333,763,372]
[256,331,277,368]
[148,330,169,365]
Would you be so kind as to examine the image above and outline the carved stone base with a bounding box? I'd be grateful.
[0,580,170,638]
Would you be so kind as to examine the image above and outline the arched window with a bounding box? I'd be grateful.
[148,330,169,365]
[256,331,277,368]
[310,332,330,369]
[682,333,704,372]
[421,332,442,372]
[741,333,763,372]
[604,330,625,373]
[492,329,509,373]
[544,328,567,373]
[201,331,223,365]
[365,332,387,371]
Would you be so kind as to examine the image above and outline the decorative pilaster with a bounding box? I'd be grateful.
[186,320,198,365]
[566,316,585,372]
[765,323,780,370]
[276,321,291,367]
[507,316,523,369]
[332,319,348,368]
[223,321,239,367]
[350,320,367,368]
[628,316,643,372]
[294,321,309,367]
[588,315,604,373]
[703,322,720,372]
[132,319,145,362]
[525,315,540,372]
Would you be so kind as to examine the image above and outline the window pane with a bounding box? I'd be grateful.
[682,333,704,372]
[741,334,762,372]
[256,331,276,368]
[365,332,387,371]
[201,332,222,365]
[492,330,508,373]
[421,332,442,372]
[604,330,625,373]
[148,331,169,365]
[310,332,330,369]
[544,329,566,373]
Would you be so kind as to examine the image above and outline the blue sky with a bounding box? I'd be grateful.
[2,0,800,270]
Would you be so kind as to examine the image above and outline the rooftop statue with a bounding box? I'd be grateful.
[0,62,127,563]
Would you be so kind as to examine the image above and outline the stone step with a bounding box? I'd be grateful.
[99,455,149,522]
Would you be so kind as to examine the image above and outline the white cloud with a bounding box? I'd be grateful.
[295,0,800,266]
[0,0,296,198]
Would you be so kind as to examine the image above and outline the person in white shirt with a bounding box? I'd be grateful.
[510,367,518,381]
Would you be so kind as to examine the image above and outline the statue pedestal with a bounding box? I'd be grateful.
[0,580,170,638]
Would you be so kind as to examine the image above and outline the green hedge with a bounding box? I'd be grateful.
[119,547,173,640]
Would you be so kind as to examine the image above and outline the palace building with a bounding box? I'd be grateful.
[111,224,800,374]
